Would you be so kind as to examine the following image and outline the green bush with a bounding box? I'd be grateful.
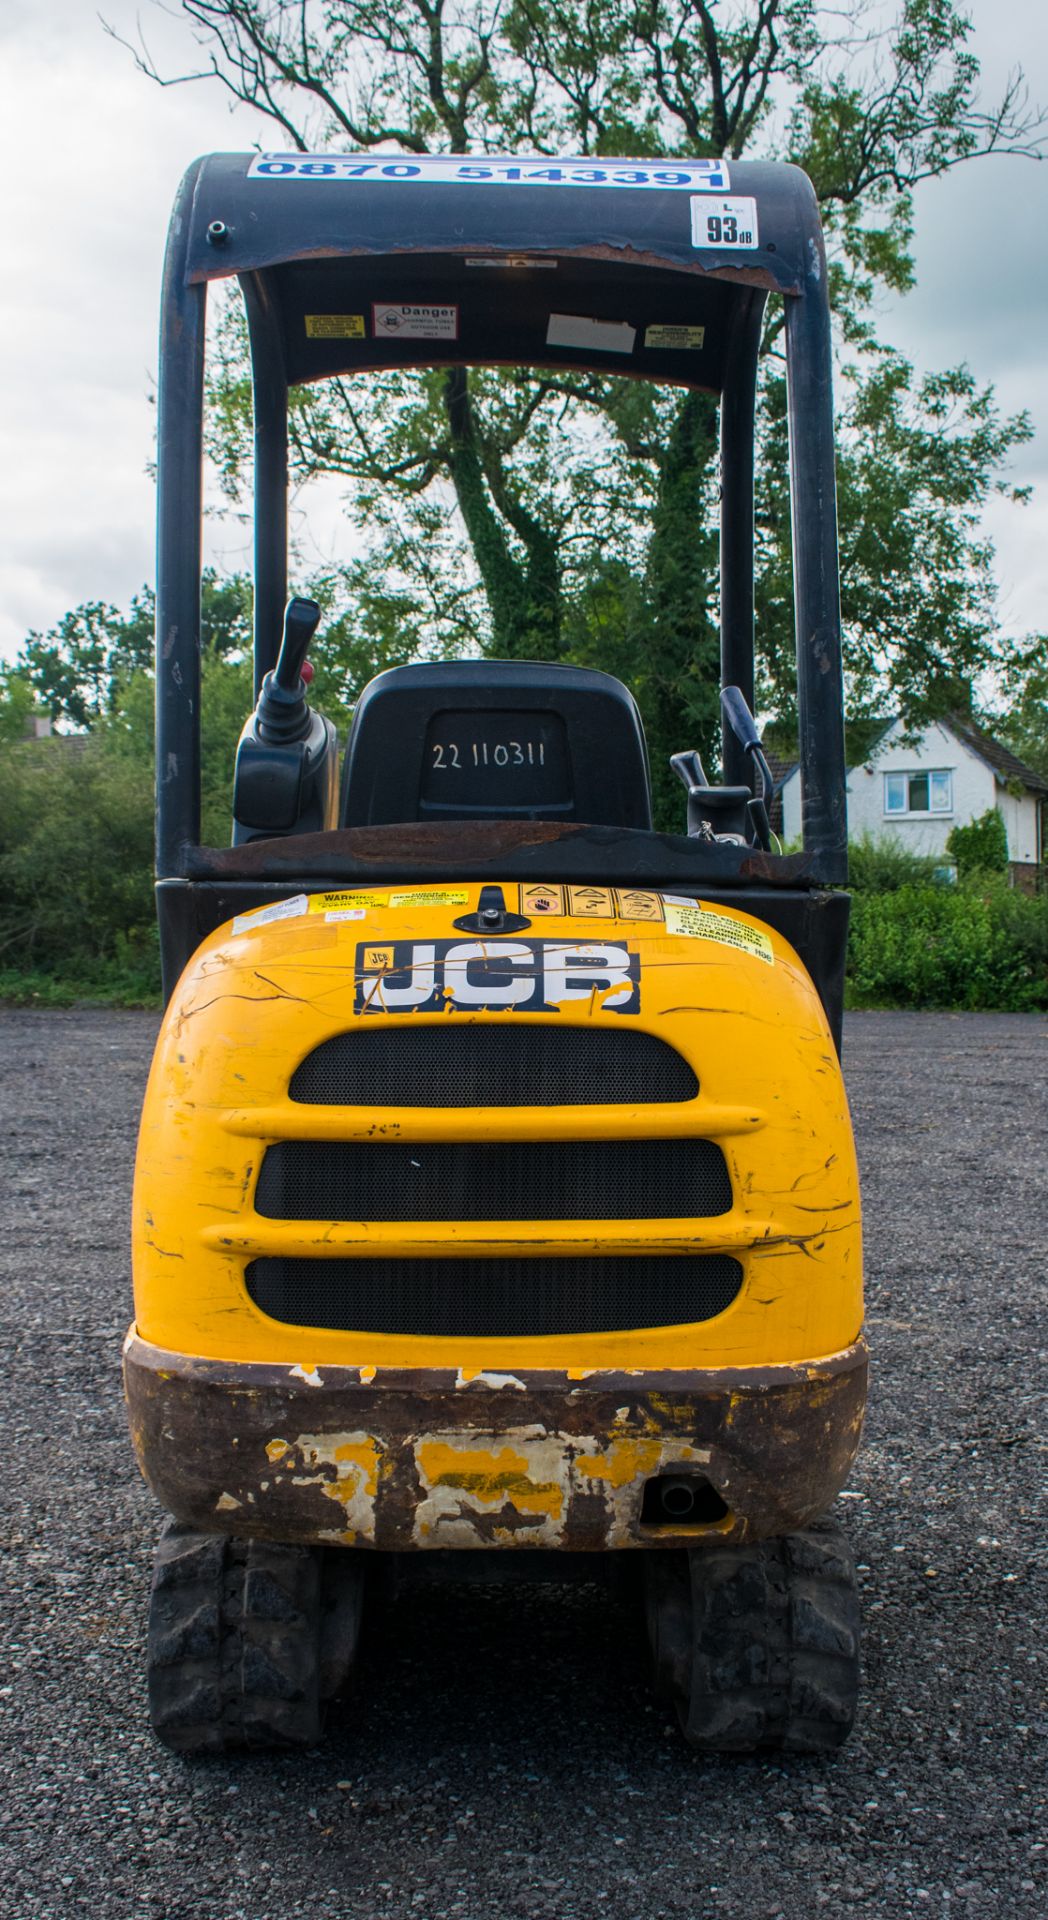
[0,734,157,983]
[946,806,1009,876]
[847,831,942,892]
[847,879,1048,1010]
[0,942,161,1008]
[0,654,253,1001]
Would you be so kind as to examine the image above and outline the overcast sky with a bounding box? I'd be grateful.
[1,0,1046,663]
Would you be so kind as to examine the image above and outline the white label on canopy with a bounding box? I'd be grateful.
[373,303,458,340]
[547,313,636,355]
[691,196,760,249]
[464,256,559,269]
[230,894,308,936]
[248,153,731,192]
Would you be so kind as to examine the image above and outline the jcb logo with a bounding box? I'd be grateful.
[354,940,640,1015]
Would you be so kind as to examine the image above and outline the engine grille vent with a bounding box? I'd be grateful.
[245,1253,743,1338]
[289,1024,698,1107]
[254,1137,732,1222]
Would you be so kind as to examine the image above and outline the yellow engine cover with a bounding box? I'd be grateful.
[132,883,863,1374]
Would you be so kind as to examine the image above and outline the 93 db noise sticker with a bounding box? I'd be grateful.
[355,940,640,1015]
[690,196,759,250]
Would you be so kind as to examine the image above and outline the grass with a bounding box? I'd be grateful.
[0,964,161,1009]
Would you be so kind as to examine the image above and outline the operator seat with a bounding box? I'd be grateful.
[340,661,652,829]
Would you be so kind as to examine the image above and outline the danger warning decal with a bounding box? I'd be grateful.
[373,303,458,341]
[354,940,640,1015]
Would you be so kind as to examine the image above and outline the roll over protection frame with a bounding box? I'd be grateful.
[153,153,849,1032]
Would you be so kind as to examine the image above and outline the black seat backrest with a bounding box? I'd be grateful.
[340,660,652,829]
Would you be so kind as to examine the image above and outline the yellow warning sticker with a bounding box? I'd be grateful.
[645,324,705,350]
[663,900,774,965]
[613,888,665,922]
[519,883,566,916]
[362,945,395,972]
[388,888,469,909]
[309,890,388,913]
[305,314,366,338]
[567,885,616,919]
[310,886,469,914]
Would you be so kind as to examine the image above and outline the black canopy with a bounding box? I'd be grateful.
[183,150,815,392]
[156,151,844,892]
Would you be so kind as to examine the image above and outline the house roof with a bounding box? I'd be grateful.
[761,713,1048,824]
[946,713,1048,796]
[794,710,1036,791]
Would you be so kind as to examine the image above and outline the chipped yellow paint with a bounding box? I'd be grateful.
[358,1365,377,1384]
[131,882,863,1373]
[265,1437,290,1463]
[575,1437,669,1489]
[416,1441,565,1517]
[267,1430,384,1539]
[412,1430,569,1545]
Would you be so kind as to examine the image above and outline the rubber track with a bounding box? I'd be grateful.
[147,1523,323,1755]
[682,1524,861,1753]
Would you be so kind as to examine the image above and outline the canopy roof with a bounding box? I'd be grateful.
[184,150,822,390]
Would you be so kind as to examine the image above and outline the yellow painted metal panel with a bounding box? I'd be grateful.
[132,884,863,1372]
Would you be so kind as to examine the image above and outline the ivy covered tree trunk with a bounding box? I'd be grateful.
[444,368,562,661]
[631,391,722,832]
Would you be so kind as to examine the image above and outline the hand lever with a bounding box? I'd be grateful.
[274,596,322,694]
[720,685,761,754]
[257,597,322,744]
[720,686,773,850]
[670,749,709,792]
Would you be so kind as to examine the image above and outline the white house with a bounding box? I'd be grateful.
[777,715,1046,879]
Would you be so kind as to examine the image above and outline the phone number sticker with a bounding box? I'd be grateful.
[691,195,759,250]
[248,153,731,193]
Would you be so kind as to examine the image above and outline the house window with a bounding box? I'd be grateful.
[883,770,953,816]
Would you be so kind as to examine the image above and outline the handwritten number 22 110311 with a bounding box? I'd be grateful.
[431,740,546,770]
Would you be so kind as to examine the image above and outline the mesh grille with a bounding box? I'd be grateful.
[254,1137,732,1222]
[244,1253,743,1337]
[289,1024,697,1107]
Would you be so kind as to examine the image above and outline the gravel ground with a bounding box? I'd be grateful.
[0,1006,1045,1920]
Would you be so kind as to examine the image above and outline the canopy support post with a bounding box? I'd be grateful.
[785,257,847,877]
[243,273,288,696]
[155,163,206,878]
[719,292,765,789]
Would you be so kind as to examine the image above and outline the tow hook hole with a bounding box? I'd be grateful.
[641,1475,729,1526]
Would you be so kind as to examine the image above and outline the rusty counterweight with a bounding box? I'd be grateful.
[124,1335,867,1553]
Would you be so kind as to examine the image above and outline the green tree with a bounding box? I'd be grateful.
[16,570,253,730]
[946,806,1010,877]
[991,637,1048,778]
[20,592,154,728]
[0,667,36,746]
[117,0,1044,814]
